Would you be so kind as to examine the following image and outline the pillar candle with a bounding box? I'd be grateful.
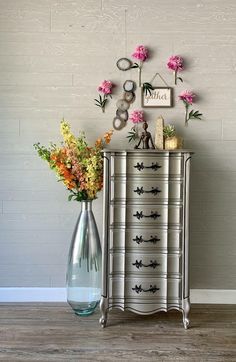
[155,116,164,150]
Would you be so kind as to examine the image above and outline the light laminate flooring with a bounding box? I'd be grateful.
[0,304,235,362]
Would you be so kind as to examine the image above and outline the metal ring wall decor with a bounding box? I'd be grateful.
[113,117,126,131]
[123,80,136,92]
[116,109,129,121]
[116,58,132,71]
[123,91,135,103]
[113,80,137,131]
[116,99,130,111]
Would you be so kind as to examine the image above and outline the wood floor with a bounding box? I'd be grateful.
[0,304,235,362]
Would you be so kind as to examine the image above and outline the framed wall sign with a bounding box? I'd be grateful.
[142,87,173,108]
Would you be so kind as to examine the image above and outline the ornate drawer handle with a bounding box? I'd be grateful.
[132,260,160,269]
[134,186,161,196]
[134,162,161,172]
[133,211,160,220]
[132,284,160,294]
[133,235,160,244]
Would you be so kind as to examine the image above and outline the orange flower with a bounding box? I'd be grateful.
[95,138,102,147]
[104,130,113,144]
[50,154,57,161]
[34,122,114,201]
[66,180,77,190]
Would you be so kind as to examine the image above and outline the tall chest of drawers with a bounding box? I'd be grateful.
[100,150,193,329]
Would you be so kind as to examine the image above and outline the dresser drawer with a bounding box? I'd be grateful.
[109,229,182,251]
[111,154,182,177]
[110,252,181,276]
[111,178,182,202]
[110,204,182,227]
[109,277,181,300]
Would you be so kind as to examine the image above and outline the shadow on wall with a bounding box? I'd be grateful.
[184,136,236,290]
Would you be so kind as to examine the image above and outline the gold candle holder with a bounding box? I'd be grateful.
[164,136,179,150]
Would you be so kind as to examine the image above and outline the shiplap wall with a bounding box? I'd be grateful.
[0,0,236,289]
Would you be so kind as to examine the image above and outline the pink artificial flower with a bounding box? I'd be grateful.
[132,45,148,62]
[98,80,113,95]
[129,110,144,124]
[178,90,195,105]
[167,55,184,72]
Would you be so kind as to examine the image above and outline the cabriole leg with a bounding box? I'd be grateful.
[99,296,108,328]
[182,297,190,329]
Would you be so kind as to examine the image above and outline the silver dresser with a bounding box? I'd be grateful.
[100,150,193,329]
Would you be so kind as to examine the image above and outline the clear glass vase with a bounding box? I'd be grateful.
[66,200,102,316]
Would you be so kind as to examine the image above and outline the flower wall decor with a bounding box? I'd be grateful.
[94,80,114,113]
[131,45,149,87]
[99,46,203,133]
[167,55,184,85]
[34,120,113,201]
[178,90,202,126]
[127,109,144,143]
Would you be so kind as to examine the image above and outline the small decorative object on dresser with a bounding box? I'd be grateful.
[163,124,178,150]
[127,110,155,149]
[154,116,164,150]
[100,150,193,329]
[135,121,155,149]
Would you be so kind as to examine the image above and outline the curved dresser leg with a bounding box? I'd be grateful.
[182,297,190,330]
[99,296,108,328]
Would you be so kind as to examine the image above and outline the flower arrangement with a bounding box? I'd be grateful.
[131,45,149,87]
[94,80,114,113]
[34,120,113,201]
[167,55,184,85]
[178,90,202,126]
[127,110,144,143]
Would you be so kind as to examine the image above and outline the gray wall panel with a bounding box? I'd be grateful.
[0,0,235,289]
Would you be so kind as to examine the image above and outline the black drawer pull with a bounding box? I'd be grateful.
[134,162,161,172]
[132,260,160,269]
[133,235,160,244]
[133,211,160,220]
[134,186,161,196]
[132,284,160,294]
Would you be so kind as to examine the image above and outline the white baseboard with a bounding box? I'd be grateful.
[0,288,235,304]
[0,288,67,302]
[190,289,236,304]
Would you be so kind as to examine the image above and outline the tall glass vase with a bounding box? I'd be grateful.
[67,200,102,316]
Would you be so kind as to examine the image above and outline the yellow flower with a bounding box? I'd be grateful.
[35,120,113,201]
[60,120,77,147]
